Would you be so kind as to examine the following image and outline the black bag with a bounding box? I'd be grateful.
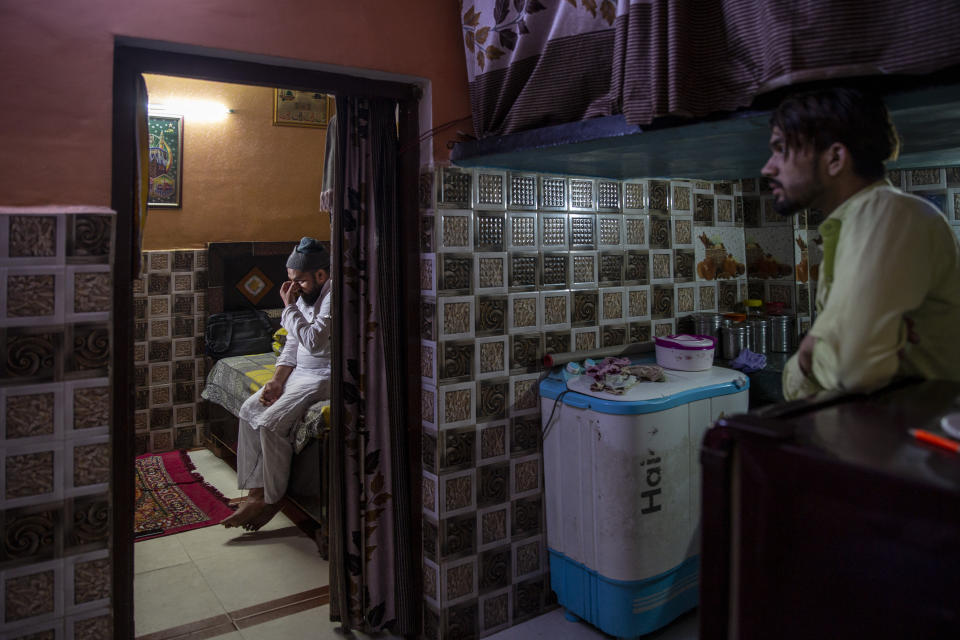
[205,310,274,358]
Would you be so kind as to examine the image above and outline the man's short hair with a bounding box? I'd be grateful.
[770,87,900,180]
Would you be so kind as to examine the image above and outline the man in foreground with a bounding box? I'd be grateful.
[222,237,332,530]
[760,87,960,400]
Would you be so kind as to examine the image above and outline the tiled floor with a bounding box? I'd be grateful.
[134,449,335,639]
[135,449,698,639]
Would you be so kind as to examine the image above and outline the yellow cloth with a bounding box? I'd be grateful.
[783,180,960,400]
[245,364,276,393]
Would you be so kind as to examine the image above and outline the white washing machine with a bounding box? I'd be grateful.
[539,361,749,638]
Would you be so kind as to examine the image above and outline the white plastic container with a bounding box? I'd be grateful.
[540,363,749,638]
[655,334,716,371]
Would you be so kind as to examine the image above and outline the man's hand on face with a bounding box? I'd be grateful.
[259,379,285,407]
[280,280,301,306]
[797,333,817,379]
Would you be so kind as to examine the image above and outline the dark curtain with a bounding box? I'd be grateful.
[463,0,960,138]
[328,96,415,634]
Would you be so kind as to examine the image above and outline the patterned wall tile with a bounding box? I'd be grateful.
[438,297,474,340]
[648,180,670,211]
[601,324,626,347]
[540,253,568,289]
[625,250,648,284]
[6,216,60,261]
[513,536,543,579]
[623,180,646,211]
[475,296,506,337]
[4,272,59,323]
[509,334,541,373]
[652,285,674,319]
[509,375,540,415]
[569,215,595,249]
[507,294,539,333]
[478,422,507,461]
[598,217,623,250]
[475,336,508,379]
[3,563,59,623]
[480,588,512,635]
[649,215,671,249]
[440,512,476,558]
[3,387,58,440]
[443,601,477,640]
[438,167,472,208]
[570,252,597,287]
[477,379,507,423]
[675,249,695,282]
[477,462,508,509]
[629,321,652,344]
[514,575,546,623]
[475,170,506,210]
[598,252,624,286]
[475,213,505,250]
[5,448,58,501]
[508,253,538,290]
[510,455,539,497]
[540,291,569,330]
[569,178,597,211]
[507,213,537,249]
[600,289,625,324]
[443,558,476,603]
[438,212,472,252]
[70,440,110,490]
[510,415,540,457]
[438,382,474,427]
[70,552,110,606]
[544,330,570,355]
[479,546,511,595]
[508,173,538,210]
[539,176,567,210]
[439,341,473,383]
[440,427,476,472]
[650,251,673,282]
[439,254,473,293]
[597,180,620,211]
[539,215,567,248]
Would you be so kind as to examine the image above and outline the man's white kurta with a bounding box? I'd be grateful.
[236,279,332,502]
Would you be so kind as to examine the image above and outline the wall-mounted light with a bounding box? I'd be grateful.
[148,99,232,123]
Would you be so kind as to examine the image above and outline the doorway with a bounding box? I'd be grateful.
[112,43,423,639]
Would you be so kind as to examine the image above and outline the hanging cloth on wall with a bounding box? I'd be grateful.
[327,96,415,635]
[133,75,150,278]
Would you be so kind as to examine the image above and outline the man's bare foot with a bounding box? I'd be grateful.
[222,490,266,529]
[242,501,283,532]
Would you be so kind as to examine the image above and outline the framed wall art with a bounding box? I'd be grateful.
[147,114,184,208]
[273,89,335,128]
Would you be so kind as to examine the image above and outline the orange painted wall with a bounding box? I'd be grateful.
[0,1,471,207]
[141,75,330,249]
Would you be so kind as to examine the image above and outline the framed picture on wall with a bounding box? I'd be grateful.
[273,89,335,128]
[147,114,184,208]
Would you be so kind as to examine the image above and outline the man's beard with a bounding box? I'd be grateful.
[770,159,823,216]
[300,286,322,305]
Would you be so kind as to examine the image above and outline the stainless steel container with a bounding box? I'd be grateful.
[693,313,723,338]
[722,323,749,360]
[748,318,770,354]
[769,314,796,353]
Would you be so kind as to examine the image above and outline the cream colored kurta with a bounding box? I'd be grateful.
[783,181,960,400]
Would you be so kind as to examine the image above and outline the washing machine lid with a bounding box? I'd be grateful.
[539,363,748,415]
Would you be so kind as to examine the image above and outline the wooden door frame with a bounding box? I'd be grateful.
[111,42,422,639]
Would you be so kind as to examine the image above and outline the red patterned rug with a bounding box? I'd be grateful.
[134,450,235,541]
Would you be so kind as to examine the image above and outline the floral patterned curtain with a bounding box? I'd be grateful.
[463,0,960,138]
[328,97,415,634]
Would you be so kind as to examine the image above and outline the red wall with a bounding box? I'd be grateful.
[0,1,471,206]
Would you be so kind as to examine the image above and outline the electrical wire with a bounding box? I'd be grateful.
[541,388,570,442]
[398,114,473,155]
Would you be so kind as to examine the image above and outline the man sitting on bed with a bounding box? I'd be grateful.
[222,237,332,531]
